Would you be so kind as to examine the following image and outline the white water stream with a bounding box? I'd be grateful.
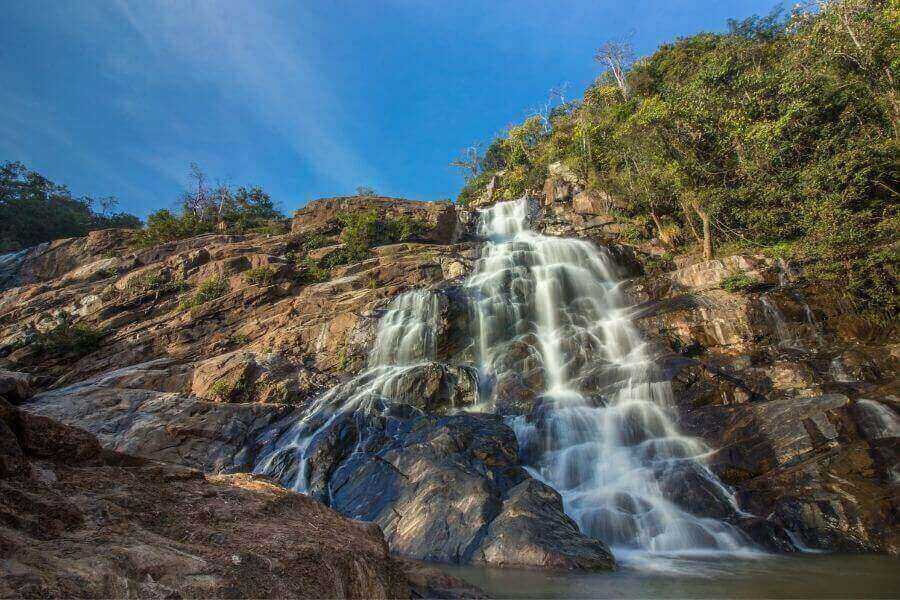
[254,197,755,562]
[468,198,751,559]
[253,289,440,491]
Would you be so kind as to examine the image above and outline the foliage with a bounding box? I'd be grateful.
[229,332,250,346]
[243,266,276,286]
[133,164,286,247]
[179,276,230,311]
[30,320,105,357]
[294,257,330,284]
[356,186,377,196]
[133,209,214,248]
[456,0,898,322]
[0,161,141,252]
[207,379,237,401]
[721,272,759,293]
[337,209,379,261]
[330,209,427,266]
[383,214,427,243]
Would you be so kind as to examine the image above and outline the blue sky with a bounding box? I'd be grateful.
[2,0,781,218]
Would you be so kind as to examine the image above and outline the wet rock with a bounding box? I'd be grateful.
[0,370,33,404]
[0,403,418,599]
[266,406,615,569]
[681,393,898,553]
[852,399,900,441]
[386,362,479,413]
[475,478,616,570]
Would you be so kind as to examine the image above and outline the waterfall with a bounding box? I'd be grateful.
[253,289,440,491]
[468,198,751,559]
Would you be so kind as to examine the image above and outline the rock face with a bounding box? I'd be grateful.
[25,371,614,570]
[0,400,419,599]
[3,196,614,571]
[291,196,463,246]
[624,256,899,553]
[2,186,897,569]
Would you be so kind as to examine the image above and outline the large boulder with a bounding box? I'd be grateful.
[25,373,615,570]
[0,401,433,599]
[679,393,899,553]
[0,370,34,404]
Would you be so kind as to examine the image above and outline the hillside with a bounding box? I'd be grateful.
[457,0,897,324]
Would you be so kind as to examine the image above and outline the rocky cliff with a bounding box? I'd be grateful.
[0,397,491,598]
[1,184,897,586]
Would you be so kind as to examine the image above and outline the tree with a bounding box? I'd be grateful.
[595,39,635,100]
[356,186,377,197]
[135,164,285,246]
[450,144,482,181]
[0,161,140,252]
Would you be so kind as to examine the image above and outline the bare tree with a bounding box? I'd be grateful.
[595,39,635,100]
[529,83,571,129]
[180,163,213,217]
[450,143,482,181]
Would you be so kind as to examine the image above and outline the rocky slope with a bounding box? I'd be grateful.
[0,397,489,598]
[1,184,897,580]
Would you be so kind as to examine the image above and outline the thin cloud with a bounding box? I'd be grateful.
[110,0,384,193]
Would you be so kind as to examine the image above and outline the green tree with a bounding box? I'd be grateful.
[0,161,140,252]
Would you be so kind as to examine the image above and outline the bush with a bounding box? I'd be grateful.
[383,214,427,243]
[30,321,105,357]
[131,165,286,248]
[132,209,213,248]
[179,276,230,310]
[301,233,332,252]
[244,266,276,286]
[207,379,236,401]
[295,258,329,284]
[0,161,141,252]
[721,273,759,293]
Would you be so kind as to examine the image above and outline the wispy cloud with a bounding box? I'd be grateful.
[0,88,155,206]
[109,0,383,193]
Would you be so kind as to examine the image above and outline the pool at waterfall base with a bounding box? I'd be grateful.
[438,554,900,599]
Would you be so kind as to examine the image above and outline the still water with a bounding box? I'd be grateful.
[439,555,900,599]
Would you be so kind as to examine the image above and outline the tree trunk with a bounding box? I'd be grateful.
[649,210,665,239]
[695,205,714,260]
[681,201,702,245]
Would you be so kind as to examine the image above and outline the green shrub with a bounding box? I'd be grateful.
[295,258,329,284]
[179,276,230,310]
[337,209,378,257]
[30,321,105,357]
[721,273,758,293]
[229,332,250,346]
[133,209,213,248]
[207,379,235,401]
[301,232,331,252]
[383,214,427,243]
[249,219,289,236]
[244,266,276,286]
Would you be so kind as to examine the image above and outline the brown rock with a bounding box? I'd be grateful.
[0,404,416,599]
[0,370,33,404]
[291,196,461,245]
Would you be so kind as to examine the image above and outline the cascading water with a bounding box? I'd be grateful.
[468,198,751,559]
[253,289,440,491]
